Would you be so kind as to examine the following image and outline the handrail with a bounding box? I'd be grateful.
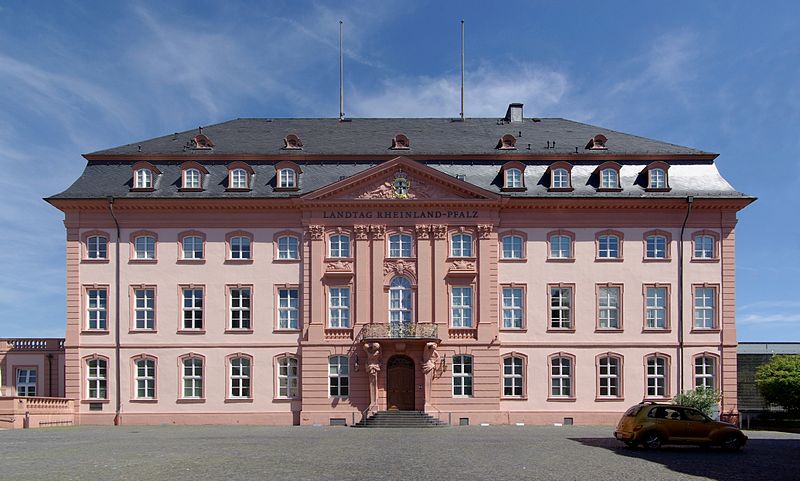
[359,323,438,340]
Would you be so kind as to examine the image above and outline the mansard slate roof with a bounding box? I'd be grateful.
[49,117,751,201]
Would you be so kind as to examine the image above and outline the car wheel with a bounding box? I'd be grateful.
[642,432,663,450]
[721,433,743,451]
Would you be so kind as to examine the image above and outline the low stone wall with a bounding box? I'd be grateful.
[0,396,75,429]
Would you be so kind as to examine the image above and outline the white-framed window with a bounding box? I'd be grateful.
[87,288,108,330]
[278,288,299,330]
[230,168,248,189]
[598,286,620,329]
[182,288,203,330]
[503,356,523,397]
[277,236,299,260]
[505,168,523,188]
[694,287,716,329]
[552,168,570,188]
[230,288,251,330]
[598,235,619,258]
[388,277,413,324]
[451,233,473,257]
[600,168,618,189]
[646,235,667,259]
[87,358,107,399]
[502,287,523,329]
[133,288,155,330]
[183,168,201,189]
[87,235,108,259]
[182,357,203,399]
[278,357,299,398]
[182,235,203,260]
[549,235,572,259]
[329,234,350,258]
[695,356,716,390]
[388,233,413,258]
[551,357,572,398]
[694,235,715,259]
[229,236,251,260]
[649,168,667,189]
[134,168,153,189]
[645,287,667,329]
[451,287,473,328]
[501,235,523,259]
[646,356,668,397]
[15,368,36,397]
[135,358,156,399]
[229,357,251,398]
[278,168,296,188]
[598,356,620,398]
[134,235,155,260]
[452,355,473,396]
[550,287,572,329]
[329,356,349,397]
[328,287,350,328]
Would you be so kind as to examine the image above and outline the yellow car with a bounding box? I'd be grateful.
[614,402,747,450]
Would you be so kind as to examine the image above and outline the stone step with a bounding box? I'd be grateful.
[353,410,448,428]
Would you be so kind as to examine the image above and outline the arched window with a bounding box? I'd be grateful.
[230,168,249,189]
[452,355,473,396]
[133,235,156,260]
[134,357,156,400]
[86,357,108,400]
[277,235,299,260]
[181,356,203,399]
[451,233,473,257]
[646,354,670,398]
[503,356,524,397]
[278,168,296,188]
[550,355,573,398]
[329,234,350,258]
[694,234,715,259]
[229,235,252,260]
[597,234,620,259]
[229,356,251,399]
[86,235,108,259]
[329,356,349,397]
[135,168,153,189]
[505,168,523,188]
[388,277,413,324]
[694,356,716,390]
[501,234,523,259]
[277,356,299,398]
[600,168,619,189]
[548,232,573,259]
[183,168,202,189]
[597,355,622,398]
[552,168,570,189]
[181,235,204,260]
[645,234,668,259]
[649,168,667,189]
[388,233,413,258]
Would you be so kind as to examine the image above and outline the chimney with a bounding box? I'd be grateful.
[504,103,524,123]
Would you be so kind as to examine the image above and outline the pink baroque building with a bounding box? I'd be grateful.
[46,104,753,426]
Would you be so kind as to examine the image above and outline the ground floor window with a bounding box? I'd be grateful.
[87,359,107,400]
[16,368,36,397]
[452,355,473,396]
[278,357,299,398]
[646,356,668,398]
[229,357,251,398]
[182,357,203,399]
[329,356,349,397]
[503,356,523,397]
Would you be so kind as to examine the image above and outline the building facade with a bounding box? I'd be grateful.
[47,104,753,425]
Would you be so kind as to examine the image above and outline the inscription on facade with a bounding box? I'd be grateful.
[321,210,479,219]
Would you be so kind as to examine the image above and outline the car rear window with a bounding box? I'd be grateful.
[623,406,643,417]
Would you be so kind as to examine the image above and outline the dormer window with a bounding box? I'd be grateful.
[643,162,671,191]
[547,162,573,192]
[505,168,522,188]
[231,169,248,189]
[226,162,254,191]
[179,162,208,191]
[131,162,160,191]
[283,134,303,150]
[496,134,517,150]
[191,133,214,150]
[595,162,622,191]
[279,168,295,188]
[391,134,410,150]
[274,161,301,191]
[500,161,526,191]
[586,134,608,150]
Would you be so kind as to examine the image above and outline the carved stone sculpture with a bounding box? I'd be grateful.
[308,225,324,240]
[363,342,382,413]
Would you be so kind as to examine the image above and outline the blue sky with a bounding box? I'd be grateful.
[0,1,797,341]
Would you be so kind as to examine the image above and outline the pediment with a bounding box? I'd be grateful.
[302,157,499,201]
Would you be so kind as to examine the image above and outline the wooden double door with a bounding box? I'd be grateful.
[386,355,415,411]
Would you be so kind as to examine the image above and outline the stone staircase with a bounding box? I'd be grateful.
[353,410,448,428]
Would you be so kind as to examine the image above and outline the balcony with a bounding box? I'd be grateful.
[359,323,439,341]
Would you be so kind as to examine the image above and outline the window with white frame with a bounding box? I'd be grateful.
[278,288,299,330]
[549,234,572,259]
[87,235,108,259]
[600,168,618,189]
[278,168,296,188]
[694,235,715,259]
[135,358,156,399]
[550,287,572,329]
[133,288,155,330]
[598,235,619,259]
[649,168,667,189]
[182,235,203,260]
[645,287,667,329]
[451,233,473,257]
[645,235,667,259]
[388,233,413,258]
[278,357,299,398]
[694,287,716,329]
[229,357,251,398]
[183,168,201,189]
[505,168,523,188]
[277,235,299,260]
[229,236,251,260]
[598,356,620,398]
[15,368,36,396]
[451,287,473,328]
[646,356,667,397]
[182,357,203,399]
[134,235,155,260]
[502,287,523,329]
[134,168,152,189]
[329,234,350,258]
[501,235,523,259]
[182,288,203,330]
[452,355,473,396]
[87,288,108,330]
[551,357,572,398]
[230,168,248,189]
[329,356,349,397]
[87,358,107,399]
[552,168,570,188]
[695,356,716,390]
[328,287,350,328]
[598,286,620,329]
[388,277,412,324]
[230,288,251,330]
[503,356,523,397]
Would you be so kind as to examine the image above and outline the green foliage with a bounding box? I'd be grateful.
[756,355,800,413]
[672,388,721,417]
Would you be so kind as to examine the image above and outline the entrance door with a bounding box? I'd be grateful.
[386,356,415,411]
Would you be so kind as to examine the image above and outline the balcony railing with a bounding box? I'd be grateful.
[359,323,439,341]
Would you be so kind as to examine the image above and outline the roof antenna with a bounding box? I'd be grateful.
[460,20,465,121]
[339,20,345,122]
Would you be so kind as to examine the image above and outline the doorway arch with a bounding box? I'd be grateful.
[386,355,415,411]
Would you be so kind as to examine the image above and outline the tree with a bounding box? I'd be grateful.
[673,388,721,417]
[755,355,800,414]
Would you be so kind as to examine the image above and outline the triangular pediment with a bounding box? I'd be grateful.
[302,157,500,201]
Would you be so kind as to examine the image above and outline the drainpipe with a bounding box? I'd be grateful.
[677,196,694,395]
[106,197,122,426]
[46,353,53,397]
